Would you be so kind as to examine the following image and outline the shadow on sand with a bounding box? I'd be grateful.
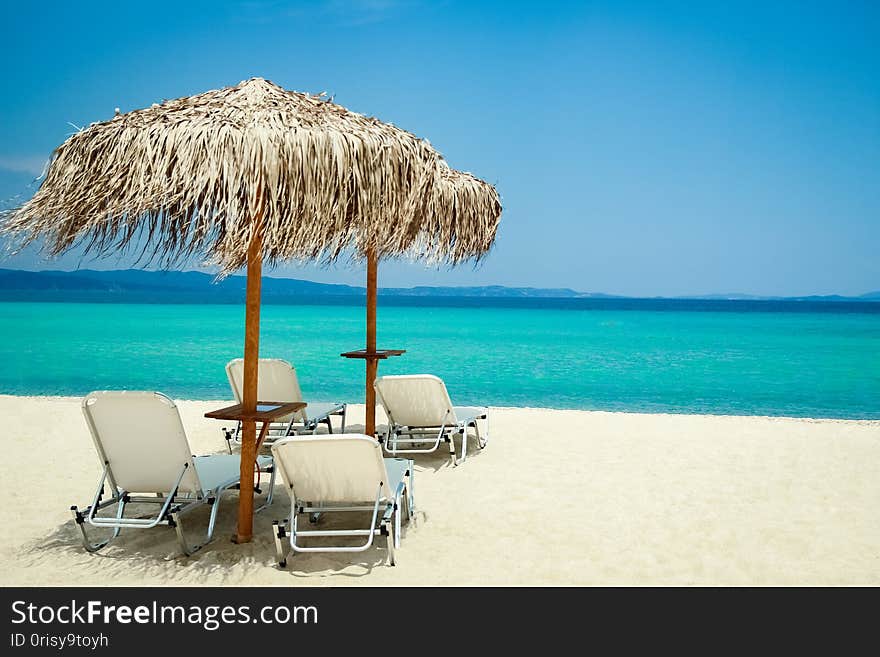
[22,479,426,582]
[20,423,484,582]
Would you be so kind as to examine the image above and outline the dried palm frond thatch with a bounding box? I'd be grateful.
[1,78,501,273]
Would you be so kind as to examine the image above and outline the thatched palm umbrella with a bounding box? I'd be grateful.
[1,78,500,543]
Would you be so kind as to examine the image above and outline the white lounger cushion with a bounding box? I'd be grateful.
[375,375,486,427]
[451,406,488,423]
[82,391,204,494]
[374,374,457,427]
[272,436,397,502]
[227,358,304,404]
[302,401,346,422]
[227,358,305,422]
[193,455,273,493]
[226,358,342,424]
[82,391,273,496]
[76,391,277,557]
[373,375,488,464]
[381,458,412,495]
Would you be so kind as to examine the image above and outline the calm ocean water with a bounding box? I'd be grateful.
[0,299,878,419]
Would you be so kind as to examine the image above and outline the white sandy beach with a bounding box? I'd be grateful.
[0,394,878,586]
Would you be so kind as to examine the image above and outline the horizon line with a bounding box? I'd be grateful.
[0,266,877,301]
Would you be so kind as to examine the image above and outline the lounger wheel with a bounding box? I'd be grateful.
[278,559,287,568]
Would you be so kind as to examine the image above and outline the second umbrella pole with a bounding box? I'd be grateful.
[365,248,378,437]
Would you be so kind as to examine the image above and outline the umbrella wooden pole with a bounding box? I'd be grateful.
[236,224,262,544]
[365,248,378,437]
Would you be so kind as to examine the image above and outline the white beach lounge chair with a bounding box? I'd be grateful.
[71,391,274,556]
[224,358,346,452]
[270,435,414,567]
[374,374,488,466]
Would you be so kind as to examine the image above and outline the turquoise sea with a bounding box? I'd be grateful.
[0,299,878,419]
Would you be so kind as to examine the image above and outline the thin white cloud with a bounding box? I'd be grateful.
[0,154,50,177]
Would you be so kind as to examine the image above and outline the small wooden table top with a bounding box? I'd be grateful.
[340,349,406,360]
[204,401,306,423]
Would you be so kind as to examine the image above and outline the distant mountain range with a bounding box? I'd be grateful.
[0,268,877,303]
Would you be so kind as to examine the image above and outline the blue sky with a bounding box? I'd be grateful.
[0,0,877,296]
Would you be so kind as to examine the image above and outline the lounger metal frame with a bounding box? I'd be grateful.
[71,460,276,556]
[72,391,276,557]
[272,462,414,568]
[374,375,489,466]
[381,412,488,466]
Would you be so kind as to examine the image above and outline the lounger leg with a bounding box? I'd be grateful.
[265,464,277,507]
[454,426,468,466]
[408,464,415,515]
[403,484,412,522]
[256,464,276,513]
[225,422,242,453]
[72,509,109,553]
[447,428,457,463]
[384,522,396,566]
[204,497,222,542]
[391,481,407,550]
[71,498,124,553]
[475,418,487,449]
[273,519,290,568]
[290,511,301,554]
[453,420,484,465]
[394,500,402,549]
[171,510,193,556]
[340,407,346,434]
[171,509,205,557]
[172,486,226,558]
[72,468,127,552]
[114,494,127,526]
